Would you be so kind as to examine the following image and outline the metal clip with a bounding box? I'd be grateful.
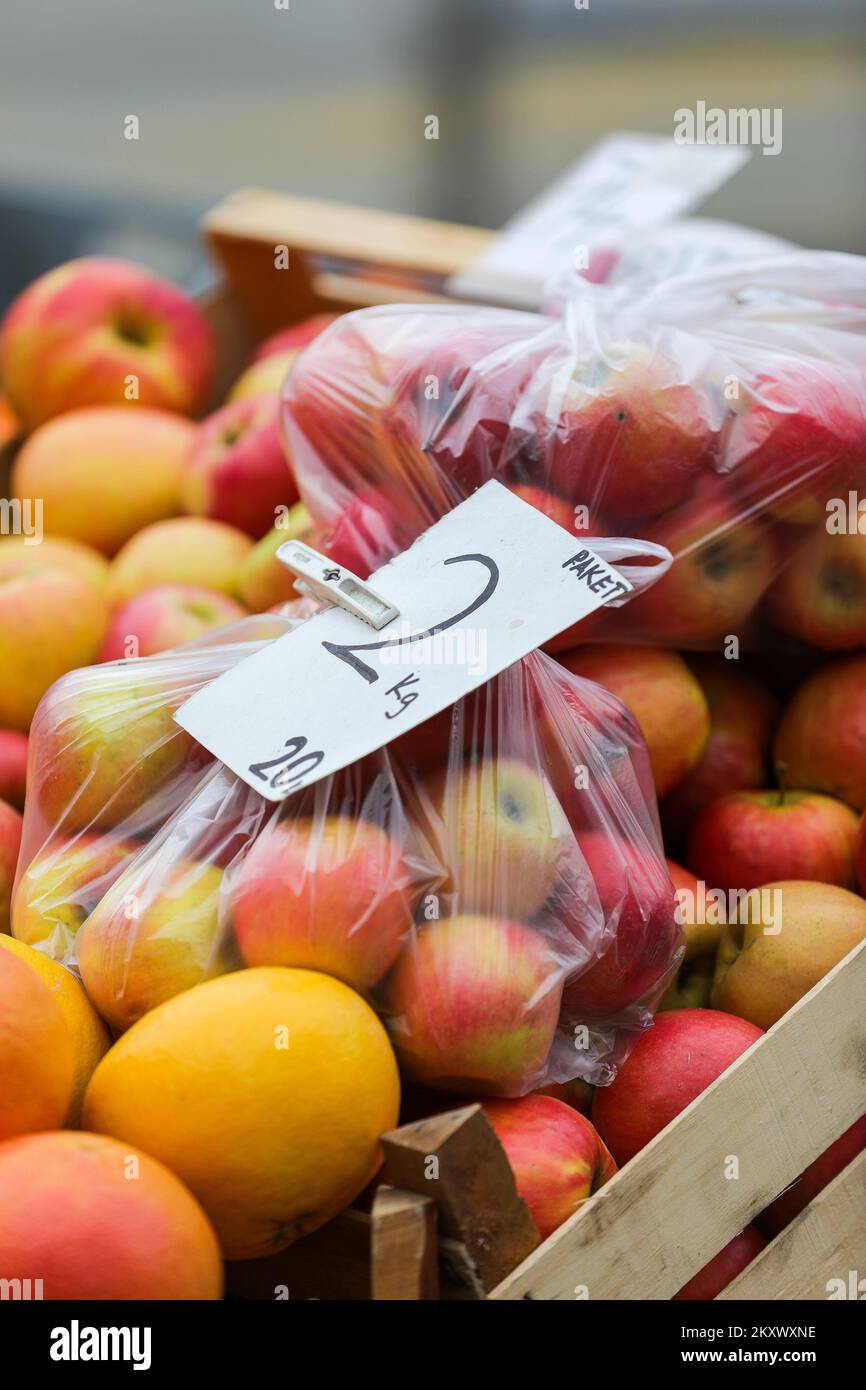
[275,541,400,630]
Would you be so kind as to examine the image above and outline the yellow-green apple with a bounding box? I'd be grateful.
[673,1226,766,1300]
[725,361,866,526]
[182,394,299,539]
[32,666,197,833]
[545,352,717,523]
[757,1113,866,1239]
[12,406,193,555]
[481,1094,617,1239]
[535,1077,594,1115]
[230,817,414,991]
[0,567,108,729]
[766,528,866,650]
[659,859,726,1012]
[77,858,225,1030]
[0,257,214,429]
[107,517,253,605]
[624,483,777,645]
[558,644,710,798]
[388,915,563,1094]
[0,729,28,808]
[423,757,569,920]
[661,658,777,849]
[12,833,137,956]
[98,584,247,661]
[688,788,859,892]
[235,503,314,611]
[591,1008,763,1165]
[558,829,681,1018]
[0,798,23,934]
[773,654,866,809]
[0,535,109,593]
[711,880,866,1030]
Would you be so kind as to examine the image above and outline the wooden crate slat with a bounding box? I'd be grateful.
[489,939,866,1301]
[370,1187,439,1301]
[718,1149,866,1301]
[381,1104,540,1296]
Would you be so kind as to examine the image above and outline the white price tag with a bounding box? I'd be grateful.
[450,133,749,309]
[174,483,633,802]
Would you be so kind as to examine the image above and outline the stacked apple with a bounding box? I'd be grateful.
[282,298,866,654]
[0,257,340,736]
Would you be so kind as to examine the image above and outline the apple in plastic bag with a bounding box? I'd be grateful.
[77,859,226,1031]
[725,361,866,526]
[766,527,866,650]
[387,914,563,1095]
[557,829,681,1019]
[423,757,570,921]
[231,816,415,992]
[33,668,199,833]
[12,833,138,957]
[622,481,777,646]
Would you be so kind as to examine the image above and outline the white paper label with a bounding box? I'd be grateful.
[175,483,632,801]
[449,132,750,309]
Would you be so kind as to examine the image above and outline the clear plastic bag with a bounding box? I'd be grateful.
[14,602,681,1092]
[282,252,866,653]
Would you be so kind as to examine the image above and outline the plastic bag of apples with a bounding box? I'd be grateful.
[282,252,866,654]
[12,604,682,1093]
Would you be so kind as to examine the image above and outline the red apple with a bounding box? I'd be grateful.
[322,486,422,579]
[623,483,777,646]
[231,817,415,991]
[98,584,247,661]
[673,1226,767,1300]
[591,1009,763,1165]
[725,361,866,526]
[558,829,681,1018]
[557,644,710,798]
[481,1094,617,1239]
[757,1114,866,1239]
[688,788,859,893]
[183,394,298,539]
[661,658,777,849]
[0,729,28,809]
[766,528,866,650]
[773,653,866,810]
[0,257,214,429]
[252,315,339,363]
[545,353,717,524]
[387,915,563,1095]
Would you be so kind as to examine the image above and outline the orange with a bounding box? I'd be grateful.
[83,966,401,1259]
[0,947,74,1139]
[0,935,110,1121]
[0,1131,223,1299]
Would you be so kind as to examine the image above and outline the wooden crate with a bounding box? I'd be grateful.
[227,938,866,1302]
[4,192,863,1300]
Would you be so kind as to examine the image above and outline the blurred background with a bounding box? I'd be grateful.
[1,0,864,303]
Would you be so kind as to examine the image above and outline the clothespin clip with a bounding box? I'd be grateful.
[276,541,400,631]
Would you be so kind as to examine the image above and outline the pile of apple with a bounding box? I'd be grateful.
[2,251,866,1302]
[282,282,866,652]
